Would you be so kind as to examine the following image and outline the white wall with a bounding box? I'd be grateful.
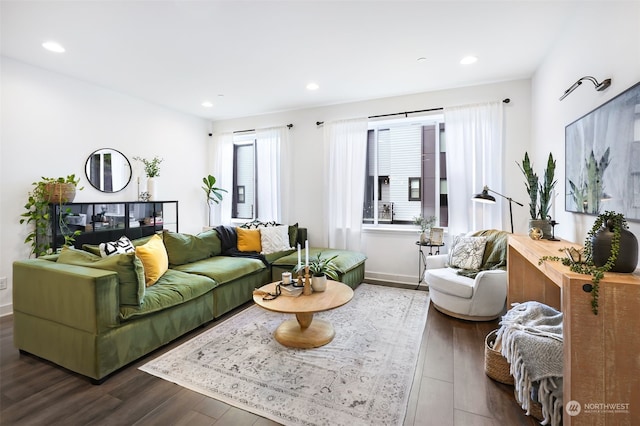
[531,2,640,257]
[0,58,211,315]
[211,79,532,285]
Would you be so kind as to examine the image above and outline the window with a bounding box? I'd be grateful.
[232,133,256,219]
[362,116,448,226]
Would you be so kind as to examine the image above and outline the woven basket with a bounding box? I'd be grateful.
[514,388,544,421]
[484,329,514,385]
[44,183,76,204]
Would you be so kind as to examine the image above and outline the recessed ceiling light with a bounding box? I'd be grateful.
[417,57,427,63]
[202,101,213,108]
[42,41,65,53]
[306,82,319,91]
[217,94,224,98]
[460,55,478,65]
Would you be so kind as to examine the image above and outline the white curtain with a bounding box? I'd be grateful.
[210,132,233,225]
[256,126,291,223]
[444,101,504,236]
[323,118,368,251]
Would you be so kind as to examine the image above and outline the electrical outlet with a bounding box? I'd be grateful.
[0,277,6,290]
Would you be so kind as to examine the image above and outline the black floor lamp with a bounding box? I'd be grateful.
[472,185,523,233]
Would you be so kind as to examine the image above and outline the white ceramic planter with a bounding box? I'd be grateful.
[147,177,159,201]
[311,275,327,292]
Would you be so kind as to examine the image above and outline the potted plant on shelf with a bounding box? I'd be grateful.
[517,152,556,238]
[134,156,162,200]
[413,215,437,244]
[20,175,83,257]
[301,252,340,292]
[538,210,638,315]
[202,174,227,227]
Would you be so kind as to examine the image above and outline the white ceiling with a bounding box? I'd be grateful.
[1,1,579,121]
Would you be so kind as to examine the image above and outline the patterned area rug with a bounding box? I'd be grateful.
[139,283,430,426]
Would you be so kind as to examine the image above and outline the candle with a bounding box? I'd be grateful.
[297,243,301,269]
[551,189,556,219]
[305,240,309,266]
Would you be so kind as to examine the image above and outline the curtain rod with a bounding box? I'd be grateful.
[233,123,293,134]
[315,98,510,126]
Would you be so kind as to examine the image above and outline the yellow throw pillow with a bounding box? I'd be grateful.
[236,227,262,252]
[135,234,168,286]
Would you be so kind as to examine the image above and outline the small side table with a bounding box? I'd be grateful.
[416,241,445,289]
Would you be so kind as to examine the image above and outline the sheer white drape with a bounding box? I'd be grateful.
[444,101,504,236]
[210,132,233,225]
[323,118,368,251]
[256,126,291,224]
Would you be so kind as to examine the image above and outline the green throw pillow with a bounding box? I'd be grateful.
[288,223,299,247]
[57,246,145,306]
[162,230,222,266]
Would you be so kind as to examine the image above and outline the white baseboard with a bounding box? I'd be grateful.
[0,303,13,317]
[365,271,418,286]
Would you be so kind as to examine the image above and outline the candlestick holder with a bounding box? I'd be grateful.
[548,220,560,241]
[303,266,312,295]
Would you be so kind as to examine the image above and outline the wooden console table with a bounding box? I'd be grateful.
[508,234,639,425]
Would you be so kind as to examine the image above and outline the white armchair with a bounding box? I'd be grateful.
[424,250,507,321]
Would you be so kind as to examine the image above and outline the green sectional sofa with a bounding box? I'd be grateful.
[12,225,366,383]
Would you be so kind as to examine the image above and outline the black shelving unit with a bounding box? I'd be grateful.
[49,201,178,252]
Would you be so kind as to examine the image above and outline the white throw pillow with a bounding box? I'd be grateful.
[99,235,135,258]
[259,225,293,255]
[448,235,487,270]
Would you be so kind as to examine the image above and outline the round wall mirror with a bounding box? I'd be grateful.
[85,148,132,193]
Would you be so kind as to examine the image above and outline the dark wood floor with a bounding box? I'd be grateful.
[0,296,539,425]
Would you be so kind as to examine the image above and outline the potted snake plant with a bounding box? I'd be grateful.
[518,152,556,238]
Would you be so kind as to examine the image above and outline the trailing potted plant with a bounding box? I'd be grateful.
[299,252,340,292]
[134,156,162,200]
[413,215,437,244]
[20,175,83,257]
[202,174,227,227]
[517,152,556,238]
[538,211,638,315]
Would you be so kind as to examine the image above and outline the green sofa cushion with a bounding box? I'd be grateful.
[272,247,366,273]
[162,230,222,266]
[173,256,266,285]
[264,249,296,264]
[119,269,215,321]
[57,247,145,306]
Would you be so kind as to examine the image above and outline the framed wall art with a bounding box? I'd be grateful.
[565,81,640,220]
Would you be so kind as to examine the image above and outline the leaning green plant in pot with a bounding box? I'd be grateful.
[20,175,83,257]
[517,152,556,237]
[538,211,636,315]
[202,174,227,227]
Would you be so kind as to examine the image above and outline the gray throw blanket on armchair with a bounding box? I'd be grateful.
[496,301,564,426]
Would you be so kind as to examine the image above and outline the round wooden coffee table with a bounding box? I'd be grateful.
[253,280,354,348]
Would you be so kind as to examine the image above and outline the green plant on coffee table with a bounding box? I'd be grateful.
[296,252,340,280]
[20,175,83,257]
[133,156,163,177]
[538,211,628,315]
